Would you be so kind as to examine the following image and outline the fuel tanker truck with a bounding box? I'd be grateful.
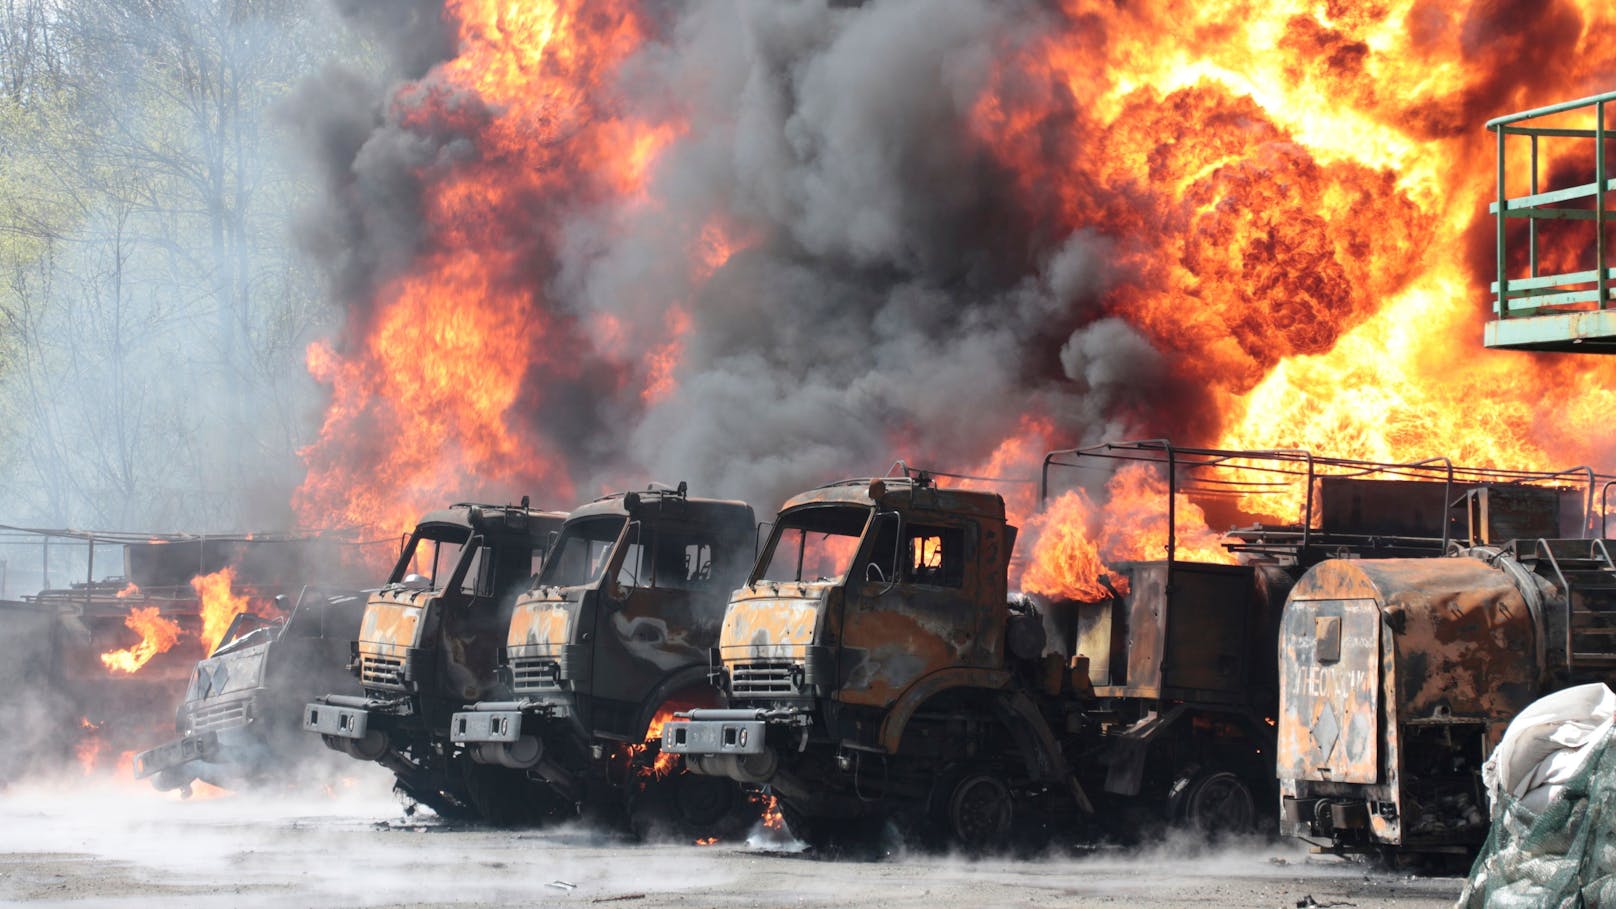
[448,484,761,836]
[1277,486,1616,857]
[303,500,568,820]
[662,443,1599,851]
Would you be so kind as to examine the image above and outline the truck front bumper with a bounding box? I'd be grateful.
[303,694,405,760]
[659,707,811,784]
[132,731,221,780]
[447,700,561,770]
[661,708,774,756]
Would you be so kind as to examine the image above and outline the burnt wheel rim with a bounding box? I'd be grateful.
[672,772,733,829]
[949,774,1011,847]
[1185,772,1254,834]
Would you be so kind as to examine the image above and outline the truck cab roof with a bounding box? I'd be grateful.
[781,477,1006,523]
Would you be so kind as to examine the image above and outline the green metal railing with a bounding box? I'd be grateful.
[1488,90,1616,319]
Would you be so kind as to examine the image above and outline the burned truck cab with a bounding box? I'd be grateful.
[134,588,367,792]
[303,500,565,816]
[449,486,756,832]
[663,475,1065,847]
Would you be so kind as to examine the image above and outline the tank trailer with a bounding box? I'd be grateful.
[1278,485,1616,856]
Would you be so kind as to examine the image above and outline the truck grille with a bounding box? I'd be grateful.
[361,654,406,689]
[510,656,562,694]
[188,698,249,733]
[730,660,803,698]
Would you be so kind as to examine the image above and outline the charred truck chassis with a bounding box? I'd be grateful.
[449,486,761,836]
[134,588,368,792]
[303,501,567,820]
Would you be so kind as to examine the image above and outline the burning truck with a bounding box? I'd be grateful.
[662,443,1602,851]
[133,586,369,793]
[304,500,568,820]
[0,527,379,782]
[448,484,760,835]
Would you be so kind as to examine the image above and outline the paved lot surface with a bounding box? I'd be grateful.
[0,773,1464,908]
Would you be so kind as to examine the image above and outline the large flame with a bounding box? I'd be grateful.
[100,606,183,674]
[191,567,281,656]
[295,2,1616,562]
[1022,463,1236,600]
[979,1,1616,469]
[295,0,678,536]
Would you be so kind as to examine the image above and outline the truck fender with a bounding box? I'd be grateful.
[875,667,1012,756]
[877,669,1091,812]
[634,665,721,740]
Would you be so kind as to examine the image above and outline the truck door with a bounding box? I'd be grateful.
[839,514,987,709]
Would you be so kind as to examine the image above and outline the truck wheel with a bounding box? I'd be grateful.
[779,801,885,855]
[1178,771,1255,835]
[943,773,1013,850]
[628,770,754,842]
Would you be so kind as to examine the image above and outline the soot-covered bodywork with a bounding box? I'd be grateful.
[1278,539,1616,854]
[303,501,566,819]
[133,588,367,792]
[667,445,1601,853]
[663,475,1084,849]
[449,487,759,835]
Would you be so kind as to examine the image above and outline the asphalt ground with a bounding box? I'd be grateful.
[0,771,1465,908]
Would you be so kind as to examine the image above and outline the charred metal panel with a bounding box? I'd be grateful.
[719,590,823,663]
[1318,478,1458,538]
[357,592,430,691]
[1159,563,1257,702]
[1073,596,1122,687]
[1465,486,1565,543]
[1278,597,1380,784]
[507,599,574,651]
[1082,562,1257,703]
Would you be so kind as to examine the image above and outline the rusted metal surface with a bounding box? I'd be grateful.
[1278,596,1381,784]
[730,477,1014,714]
[357,590,427,662]
[1277,556,1542,847]
[504,491,755,741]
[719,587,826,662]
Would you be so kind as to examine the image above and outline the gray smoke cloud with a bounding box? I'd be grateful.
[293,0,1181,516]
[599,0,1158,509]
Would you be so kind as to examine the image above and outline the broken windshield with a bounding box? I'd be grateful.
[756,505,868,584]
[538,516,627,588]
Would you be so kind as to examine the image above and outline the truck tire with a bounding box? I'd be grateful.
[1176,771,1255,836]
[779,801,886,856]
[938,772,1013,851]
[627,768,754,842]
